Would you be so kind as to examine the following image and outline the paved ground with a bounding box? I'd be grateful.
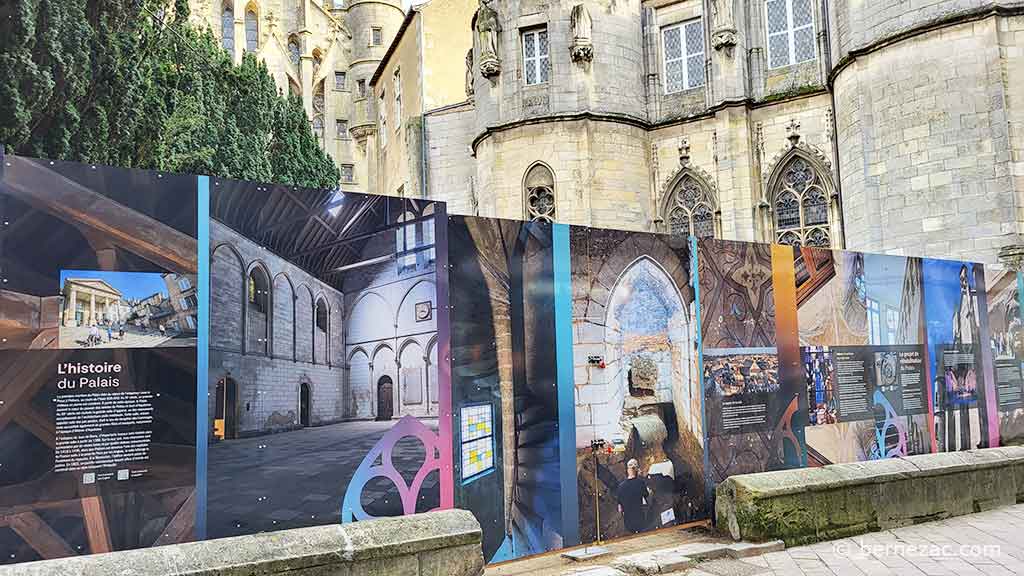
[735,504,1024,576]
[58,325,195,348]
[206,418,439,539]
[486,524,725,576]
[487,505,1024,576]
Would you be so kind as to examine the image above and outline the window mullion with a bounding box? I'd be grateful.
[788,0,796,66]
[680,25,688,89]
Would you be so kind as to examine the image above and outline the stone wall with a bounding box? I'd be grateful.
[342,221,440,421]
[474,118,651,229]
[210,220,347,435]
[835,15,1019,263]
[829,0,1022,64]
[717,445,1024,546]
[425,102,476,214]
[0,510,485,576]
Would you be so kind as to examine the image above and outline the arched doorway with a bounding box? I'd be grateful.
[376,376,393,421]
[214,376,238,440]
[300,382,311,427]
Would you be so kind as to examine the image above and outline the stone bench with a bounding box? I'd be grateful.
[716,446,1024,547]
[0,509,484,576]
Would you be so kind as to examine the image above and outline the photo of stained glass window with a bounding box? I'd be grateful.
[460,404,494,481]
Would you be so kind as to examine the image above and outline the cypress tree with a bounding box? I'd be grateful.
[0,0,339,188]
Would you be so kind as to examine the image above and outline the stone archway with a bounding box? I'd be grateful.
[376,376,394,421]
[299,382,312,427]
[599,257,691,444]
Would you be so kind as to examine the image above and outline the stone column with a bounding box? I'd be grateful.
[89,292,96,326]
[424,354,432,415]
[395,358,403,417]
[67,289,77,327]
[233,0,244,63]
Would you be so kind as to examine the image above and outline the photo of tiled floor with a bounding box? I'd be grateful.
[206,418,440,538]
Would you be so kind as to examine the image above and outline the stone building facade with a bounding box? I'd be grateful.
[163,273,199,334]
[189,0,407,194]
[369,0,1024,266]
[60,278,124,327]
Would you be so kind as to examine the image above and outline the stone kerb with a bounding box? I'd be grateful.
[0,510,484,576]
[716,446,1024,547]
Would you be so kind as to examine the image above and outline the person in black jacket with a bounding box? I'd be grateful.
[616,459,650,534]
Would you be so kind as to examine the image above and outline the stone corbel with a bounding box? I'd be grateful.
[710,0,737,55]
[711,28,737,55]
[569,4,593,65]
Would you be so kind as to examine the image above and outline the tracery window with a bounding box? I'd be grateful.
[244,7,258,52]
[772,156,831,247]
[288,37,301,68]
[667,174,716,239]
[396,206,436,272]
[221,4,234,52]
[312,83,325,142]
[524,163,555,222]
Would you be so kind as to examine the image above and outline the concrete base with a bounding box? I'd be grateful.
[716,446,1024,547]
[562,546,612,561]
[0,510,484,576]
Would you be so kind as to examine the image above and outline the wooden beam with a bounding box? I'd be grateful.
[288,213,434,259]
[0,350,66,431]
[259,194,346,236]
[0,496,84,519]
[152,488,196,546]
[1,156,197,274]
[8,511,75,559]
[14,405,54,447]
[81,496,112,554]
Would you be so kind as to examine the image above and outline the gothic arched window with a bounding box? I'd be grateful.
[312,49,323,78]
[221,4,235,52]
[524,163,555,222]
[288,37,301,69]
[666,174,717,240]
[312,82,325,142]
[244,6,259,52]
[772,155,832,247]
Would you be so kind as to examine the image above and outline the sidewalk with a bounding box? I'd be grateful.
[739,504,1024,576]
[488,504,1024,576]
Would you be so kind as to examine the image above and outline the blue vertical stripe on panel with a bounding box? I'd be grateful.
[196,175,210,540]
[553,223,579,546]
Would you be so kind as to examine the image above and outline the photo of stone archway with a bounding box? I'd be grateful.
[570,228,704,544]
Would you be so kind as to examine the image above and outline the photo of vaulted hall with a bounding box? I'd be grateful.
[206,179,443,538]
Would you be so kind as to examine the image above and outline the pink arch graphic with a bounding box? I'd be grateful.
[342,415,450,522]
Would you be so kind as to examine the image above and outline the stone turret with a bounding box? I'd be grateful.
[468,0,651,225]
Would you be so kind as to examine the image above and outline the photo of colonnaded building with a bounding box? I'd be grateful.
[207,179,442,538]
[58,272,198,349]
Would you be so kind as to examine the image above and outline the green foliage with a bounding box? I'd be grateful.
[0,0,339,188]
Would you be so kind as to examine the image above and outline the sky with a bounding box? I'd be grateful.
[59,270,168,301]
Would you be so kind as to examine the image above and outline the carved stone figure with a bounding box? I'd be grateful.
[570,4,593,64]
[465,48,475,97]
[475,0,502,77]
[711,0,737,54]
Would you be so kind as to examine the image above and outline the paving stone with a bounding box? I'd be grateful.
[727,542,786,559]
